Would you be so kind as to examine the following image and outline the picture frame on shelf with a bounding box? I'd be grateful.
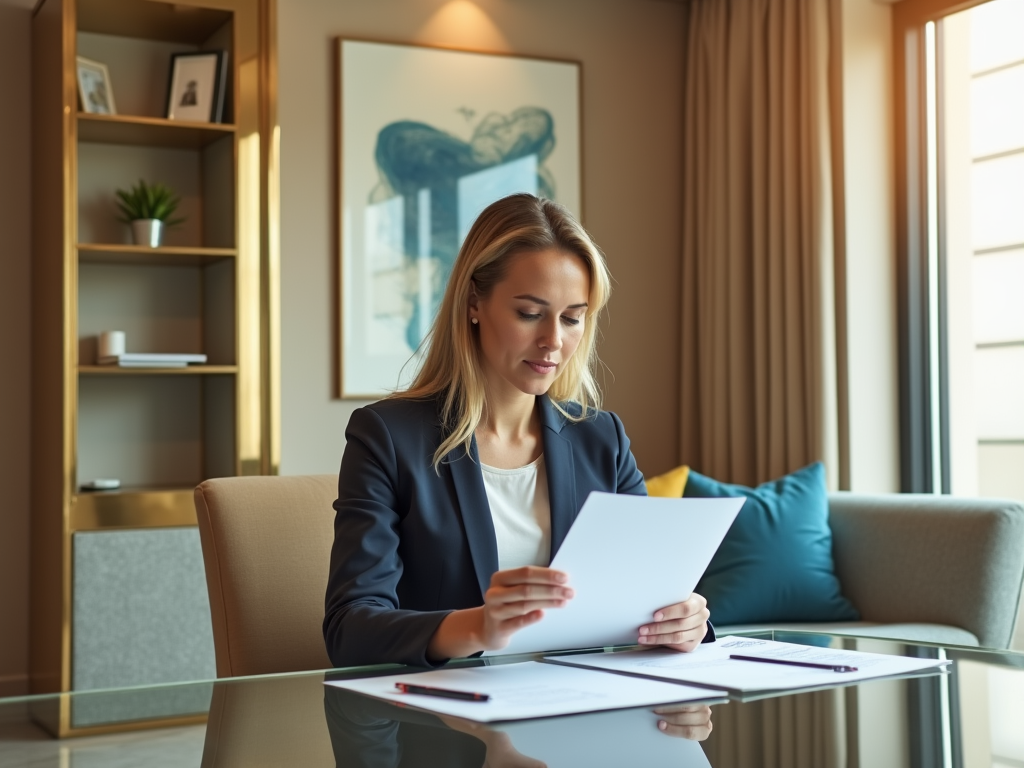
[165,50,229,123]
[76,56,116,115]
[336,39,581,398]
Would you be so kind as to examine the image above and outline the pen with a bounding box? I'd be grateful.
[395,682,491,701]
[729,654,858,673]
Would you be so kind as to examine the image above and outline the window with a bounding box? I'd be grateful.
[936,0,1024,499]
[896,0,1024,498]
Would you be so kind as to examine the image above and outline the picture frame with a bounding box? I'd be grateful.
[76,56,116,115]
[165,50,228,123]
[337,39,582,398]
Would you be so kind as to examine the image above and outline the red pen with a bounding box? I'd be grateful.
[395,682,491,701]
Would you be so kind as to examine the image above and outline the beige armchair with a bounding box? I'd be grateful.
[194,474,337,677]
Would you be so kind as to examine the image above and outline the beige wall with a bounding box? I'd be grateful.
[0,3,32,697]
[278,0,687,478]
[0,0,688,698]
[0,0,912,692]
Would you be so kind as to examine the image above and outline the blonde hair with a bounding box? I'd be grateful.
[396,193,612,469]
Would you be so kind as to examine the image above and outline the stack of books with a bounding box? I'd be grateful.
[97,353,208,368]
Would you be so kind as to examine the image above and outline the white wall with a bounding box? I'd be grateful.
[841,0,901,493]
[0,2,32,697]
[278,0,689,477]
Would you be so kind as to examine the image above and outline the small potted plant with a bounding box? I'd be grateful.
[115,179,185,248]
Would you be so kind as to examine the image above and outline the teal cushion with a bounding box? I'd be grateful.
[686,462,859,625]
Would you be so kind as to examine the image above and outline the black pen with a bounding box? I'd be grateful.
[395,682,491,701]
[729,654,858,673]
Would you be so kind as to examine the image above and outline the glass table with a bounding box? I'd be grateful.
[2,631,1023,767]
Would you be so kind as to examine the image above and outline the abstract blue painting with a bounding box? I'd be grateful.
[339,41,580,397]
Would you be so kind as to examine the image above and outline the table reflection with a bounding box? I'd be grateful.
[197,671,714,768]
[7,633,1021,768]
[701,688,846,768]
[323,687,714,768]
[197,647,952,768]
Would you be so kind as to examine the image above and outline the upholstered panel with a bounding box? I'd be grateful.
[72,529,216,694]
[194,475,337,677]
[828,493,1024,650]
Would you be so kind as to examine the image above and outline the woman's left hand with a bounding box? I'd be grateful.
[638,593,709,652]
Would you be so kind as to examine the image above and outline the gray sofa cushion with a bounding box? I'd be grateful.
[828,493,1024,649]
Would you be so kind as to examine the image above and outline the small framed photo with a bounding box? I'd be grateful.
[76,56,116,115]
[165,50,228,123]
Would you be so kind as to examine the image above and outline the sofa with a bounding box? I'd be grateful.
[716,492,1024,649]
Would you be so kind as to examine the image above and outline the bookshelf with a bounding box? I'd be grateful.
[31,0,278,736]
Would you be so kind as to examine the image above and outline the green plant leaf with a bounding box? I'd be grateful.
[113,178,185,225]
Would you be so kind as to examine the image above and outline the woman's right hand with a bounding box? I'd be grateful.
[427,566,573,660]
[478,566,574,650]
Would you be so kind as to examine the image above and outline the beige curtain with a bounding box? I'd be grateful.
[679,0,838,487]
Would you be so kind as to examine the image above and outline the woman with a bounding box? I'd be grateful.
[324,194,710,668]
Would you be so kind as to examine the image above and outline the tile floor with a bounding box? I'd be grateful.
[0,720,206,768]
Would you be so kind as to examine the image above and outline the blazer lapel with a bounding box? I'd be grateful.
[539,397,578,561]
[446,439,499,599]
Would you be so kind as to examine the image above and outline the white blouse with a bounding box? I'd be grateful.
[480,455,552,571]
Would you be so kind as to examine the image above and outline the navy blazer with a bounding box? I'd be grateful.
[324,394,691,668]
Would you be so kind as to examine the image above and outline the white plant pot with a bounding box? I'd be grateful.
[131,219,164,248]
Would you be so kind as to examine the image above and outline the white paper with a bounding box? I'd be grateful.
[325,661,725,722]
[490,493,745,656]
[494,706,713,767]
[549,636,950,693]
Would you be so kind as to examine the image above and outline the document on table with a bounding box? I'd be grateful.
[325,661,726,722]
[493,707,712,767]
[547,636,950,693]
[490,492,745,657]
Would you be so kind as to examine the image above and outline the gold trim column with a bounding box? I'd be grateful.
[261,0,281,476]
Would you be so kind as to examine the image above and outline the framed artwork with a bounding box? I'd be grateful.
[76,56,116,115]
[337,39,582,398]
[165,51,228,123]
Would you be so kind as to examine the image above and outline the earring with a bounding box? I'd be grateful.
[471,317,478,325]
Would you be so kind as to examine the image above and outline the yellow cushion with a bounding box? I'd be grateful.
[645,465,690,498]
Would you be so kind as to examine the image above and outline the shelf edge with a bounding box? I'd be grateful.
[78,366,239,375]
[71,488,198,531]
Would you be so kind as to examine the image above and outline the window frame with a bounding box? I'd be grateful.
[892,0,990,493]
